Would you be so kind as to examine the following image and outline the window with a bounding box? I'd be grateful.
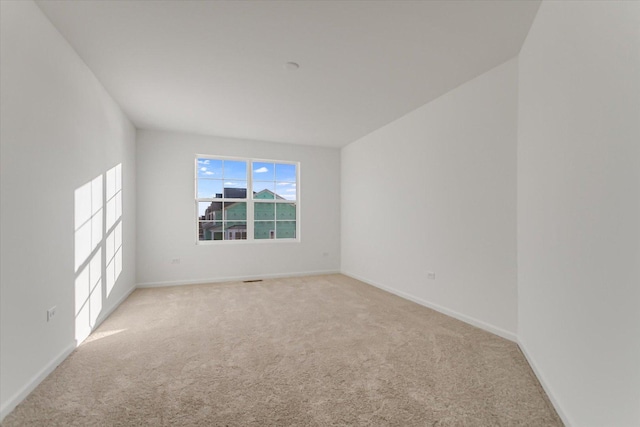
[196,156,299,243]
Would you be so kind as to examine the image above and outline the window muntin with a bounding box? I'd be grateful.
[196,156,298,243]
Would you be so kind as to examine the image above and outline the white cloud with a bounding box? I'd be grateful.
[224,182,236,186]
[254,167,269,173]
[198,159,210,165]
[285,189,296,192]
[200,167,207,171]
[205,171,214,175]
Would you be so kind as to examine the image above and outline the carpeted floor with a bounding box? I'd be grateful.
[2,274,562,426]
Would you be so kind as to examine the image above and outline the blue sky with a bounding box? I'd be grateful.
[197,158,297,201]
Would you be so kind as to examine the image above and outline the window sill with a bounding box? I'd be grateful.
[196,238,300,245]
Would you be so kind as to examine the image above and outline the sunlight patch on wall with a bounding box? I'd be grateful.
[106,222,122,297]
[74,164,123,345]
[105,164,123,297]
[74,176,102,272]
[106,164,122,230]
[74,249,102,343]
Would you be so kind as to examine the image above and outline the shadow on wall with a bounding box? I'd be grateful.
[74,164,123,345]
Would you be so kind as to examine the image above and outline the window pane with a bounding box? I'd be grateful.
[276,203,296,220]
[253,162,274,181]
[253,181,275,199]
[199,201,223,220]
[197,179,223,198]
[275,163,296,182]
[199,221,223,241]
[275,182,296,200]
[222,181,247,198]
[254,221,275,240]
[254,202,275,220]
[223,160,247,180]
[225,222,247,240]
[276,221,296,239]
[197,158,223,179]
[224,202,246,221]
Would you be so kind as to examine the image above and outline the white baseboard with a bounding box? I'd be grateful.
[1,275,569,426]
[0,342,75,422]
[341,271,517,342]
[136,269,341,288]
[0,284,136,422]
[342,272,570,424]
[517,338,572,427]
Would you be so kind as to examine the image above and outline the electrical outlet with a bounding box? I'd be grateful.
[428,272,436,280]
[47,306,57,322]
[171,258,181,265]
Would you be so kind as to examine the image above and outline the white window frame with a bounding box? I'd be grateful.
[195,155,300,244]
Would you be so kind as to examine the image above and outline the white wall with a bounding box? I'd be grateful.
[0,0,136,419]
[2,2,637,425]
[517,2,640,426]
[136,129,340,286]
[341,58,518,340]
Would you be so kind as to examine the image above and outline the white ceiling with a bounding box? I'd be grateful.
[36,0,540,148]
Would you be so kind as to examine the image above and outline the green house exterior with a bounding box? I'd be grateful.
[200,201,247,241]
[200,189,296,240]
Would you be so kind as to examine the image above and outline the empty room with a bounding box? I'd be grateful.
[1,0,638,426]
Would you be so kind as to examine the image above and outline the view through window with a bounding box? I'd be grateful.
[196,157,298,242]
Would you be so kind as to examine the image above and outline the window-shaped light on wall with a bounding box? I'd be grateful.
[75,248,102,343]
[74,176,102,272]
[106,222,122,297]
[73,163,123,345]
[74,173,104,344]
[105,164,122,230]
[105,164,123,297]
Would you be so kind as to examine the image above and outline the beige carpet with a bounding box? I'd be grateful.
[2,274,562,426]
